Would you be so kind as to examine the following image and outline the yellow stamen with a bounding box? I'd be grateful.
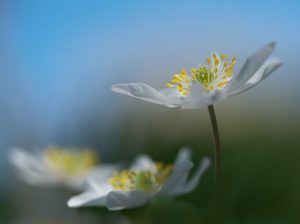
[214,57,219,65]
[177,86,184,92]
[217,81,228,88]
[165,69,192,96]
[174,74,181,79]
[109,162,173,192]
[191,53,237,91]
[165,53,236,93]
[45,147,98,177]
[171,79,179,84]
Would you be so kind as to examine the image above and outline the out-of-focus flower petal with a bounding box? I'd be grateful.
[130,155,155,170]
[9,147,113,191]
[228,59,282,96]
[87,164,120,186]
[106,190,151,211]
[174,147,192,166]
[8,148,57,186]
[84,177,113,194]
[159,160,193,195]
[67,191,106,207]
[180,157,211,194]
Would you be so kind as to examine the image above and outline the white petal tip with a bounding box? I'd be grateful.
[179,146,192,154]
[67,196,86,208]
[67,194,93,208]
[67,198,81,208]
[274,60,283,66]
[111,84,124,93]
[201,157,211,169]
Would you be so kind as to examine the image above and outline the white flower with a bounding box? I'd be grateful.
[111,42,282,109]
[8,146,116,191]
[67,147,210,210]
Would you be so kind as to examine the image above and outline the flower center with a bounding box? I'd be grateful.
[45,147,98,177]
[192,53,236,91]
[109,162,173,192]
[165,53,236,93]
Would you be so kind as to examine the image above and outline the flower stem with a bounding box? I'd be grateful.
[207,105,221,182]
[207,105,222,223]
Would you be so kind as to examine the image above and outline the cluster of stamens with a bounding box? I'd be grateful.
[165,53,236,93]
[109,162,173,192]
[192,53,236,91]
[45,147,98,177]
[165,69,192,96]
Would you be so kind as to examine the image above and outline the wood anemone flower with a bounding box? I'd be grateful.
[8,146,115,191]
[67,147,210,210]
[111,42,281,109]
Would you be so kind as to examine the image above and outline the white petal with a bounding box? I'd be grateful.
[130,155,155,171]
[159,87,182,97]
[106,190,151,210]
[182,84,226,109]
[174,147,192,166]
[163,148,193,195]
[87,164,120,186]
[85,177,113,193]
[180,157,211,194]
[226,42,277,93]
[8,148,45,172]
[228,59,282,96]
[8,148,56,186]
[67,191,106,207]
[111,83,182,107]
[158,160,193,195]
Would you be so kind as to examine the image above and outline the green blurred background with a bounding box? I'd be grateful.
[0,0,299,223]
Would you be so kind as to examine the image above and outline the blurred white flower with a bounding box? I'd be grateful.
[67,147,210,210]
[8,146,116,191]
[111,42,282,109]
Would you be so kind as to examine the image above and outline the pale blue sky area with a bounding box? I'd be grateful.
[4,0,300,95]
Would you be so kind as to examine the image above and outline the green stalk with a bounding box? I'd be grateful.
[207,105,221,182]
[207,105,222,223]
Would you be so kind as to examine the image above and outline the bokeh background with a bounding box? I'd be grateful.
[1,0,300,223]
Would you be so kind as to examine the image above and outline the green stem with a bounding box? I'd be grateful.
[207,105,221,181]
[207,105,222,223]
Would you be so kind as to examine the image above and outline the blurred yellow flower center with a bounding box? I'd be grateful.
[45,147,98,177]
[109,162,173,192]
[165,53,236,94]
